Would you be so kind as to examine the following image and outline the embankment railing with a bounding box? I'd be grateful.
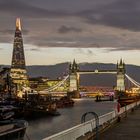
[43,101,140,140]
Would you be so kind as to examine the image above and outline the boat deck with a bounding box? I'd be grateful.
[0,124,14,134]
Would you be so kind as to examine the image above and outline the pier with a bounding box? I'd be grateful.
[42,101,140,140]
[100,103,140,140]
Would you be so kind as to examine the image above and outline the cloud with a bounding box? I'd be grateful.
[1,0,140,52]
[1,0,140,32]
[26,48,41,51]
[25,37,101,48]
[87,49,94,55]
[58,25,82,34]
[75,48,95,56]
[0,0,73,18]
[0,29,29,35]
[79,0,140,31]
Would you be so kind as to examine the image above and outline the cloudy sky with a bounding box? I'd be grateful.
[0,0,140,65]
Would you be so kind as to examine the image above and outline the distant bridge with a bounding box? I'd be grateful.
[39,59,140,98]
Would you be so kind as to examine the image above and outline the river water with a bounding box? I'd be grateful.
[25,98,117,140]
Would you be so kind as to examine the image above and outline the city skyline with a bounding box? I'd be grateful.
[0,0,140,65]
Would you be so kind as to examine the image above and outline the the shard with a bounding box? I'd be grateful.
[10,18,28,89]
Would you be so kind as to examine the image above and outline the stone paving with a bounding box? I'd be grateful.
[99,106,140,140]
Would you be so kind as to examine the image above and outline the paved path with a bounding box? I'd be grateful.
[99,106,140,140]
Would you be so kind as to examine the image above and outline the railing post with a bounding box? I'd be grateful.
[81,112,99,140]
[125,104,127,117]
[135,101,138,109]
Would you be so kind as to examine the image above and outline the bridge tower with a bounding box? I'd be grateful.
[116,59,125,92]
[10,18,29,93]
[69,59,80,97]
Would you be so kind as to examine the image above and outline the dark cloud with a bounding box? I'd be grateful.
[1,0,140,32]
[24,35,101,48]
[80,0,140,31]
[87,49,93,55]
[0,0,73,18]
[86,43,101,48]
[75,48,95,56]
[23,34,140,51]
[0,0,140,31]
[0,29,29,35]
[1,0,140,52]
[58,25,82,34]
[26,48,40,51]
[0,28,29,44]
[108,44,140,51]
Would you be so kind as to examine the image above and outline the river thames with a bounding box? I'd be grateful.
[25,98,117,140]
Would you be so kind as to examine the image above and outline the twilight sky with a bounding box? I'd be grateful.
[0,0,140,65]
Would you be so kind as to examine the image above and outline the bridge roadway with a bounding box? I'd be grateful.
[100,105,140,140]
[77,69,117,74]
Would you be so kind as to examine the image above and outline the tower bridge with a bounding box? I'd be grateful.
[68,59,125,97]
[39,58,127,98]
[39,59,140,98]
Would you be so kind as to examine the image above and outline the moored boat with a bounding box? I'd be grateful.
[56,96,74,108]
[0,105,17,120]
[0,119,28,140]
[23,103,60,118]
[20,93,61,118]
[0,92,61,119]
[118,96,140,107]
[117,91,140,107]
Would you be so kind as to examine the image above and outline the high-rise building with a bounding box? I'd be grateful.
[10,18,28,91]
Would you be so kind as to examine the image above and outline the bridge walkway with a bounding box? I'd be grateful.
[99,106,140,140]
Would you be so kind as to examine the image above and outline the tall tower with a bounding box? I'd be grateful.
[10,18,28,91]
[69,59,79,92]
[116,59,125,92]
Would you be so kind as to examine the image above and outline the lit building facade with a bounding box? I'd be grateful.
[29,77,69,92]
[10,18,29,91]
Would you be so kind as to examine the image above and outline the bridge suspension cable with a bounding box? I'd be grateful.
[43,75,69,92]
[125,74,140,88]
